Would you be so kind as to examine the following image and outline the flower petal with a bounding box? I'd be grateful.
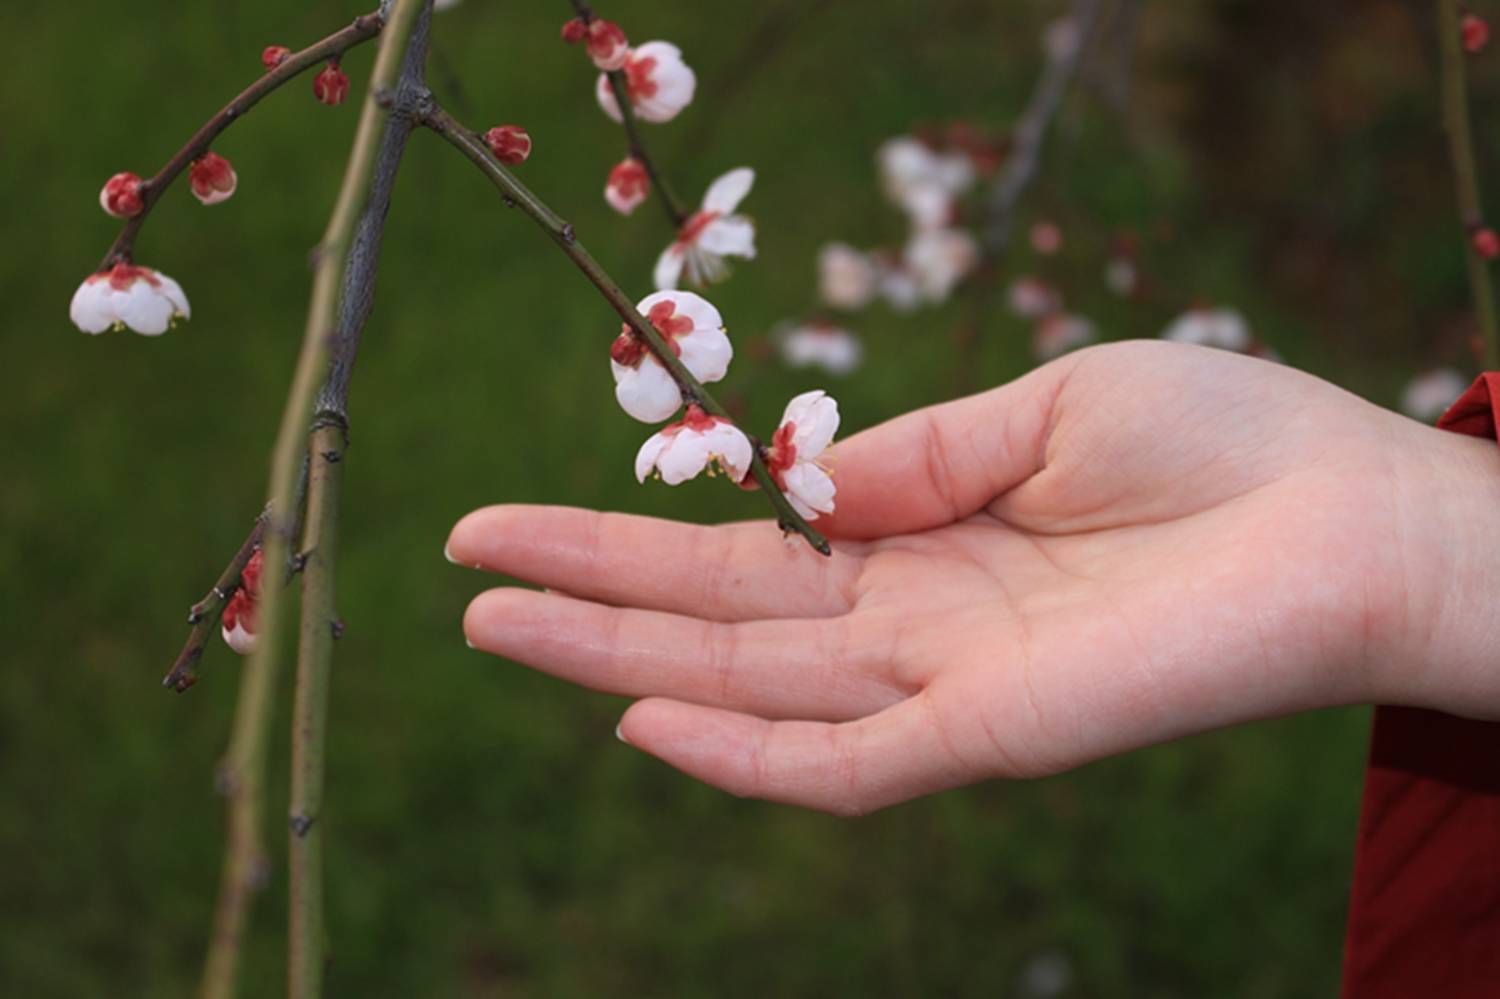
[696,216,756,259]
[635,430,672,482]
[700,422,753,480]
[118,280,174,335]
[783,462,836,519]
[782,390,839,457]
[701,167,754,215]
[676,325,732,384]
[656,431,713,484]
[614,358,683,423]
[69,278,113,334]
[653,243,685,290]
[595,72,624,123]
[636,289,723,333]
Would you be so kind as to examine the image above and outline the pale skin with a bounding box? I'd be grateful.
[447,341,1500,816]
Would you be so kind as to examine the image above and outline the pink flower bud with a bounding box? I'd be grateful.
[221,549,264,656]
[484,124,532,165]
[99,172,144,218]
[1463,13,1490,53]
[1029,220,1063,255]
[261,45,292,69]
[605,157,650,215]
[188,152,238,206]
[561,17,589,43]
[313,61,349,106]
[1473,226,1500,260]
[586,19,630,70]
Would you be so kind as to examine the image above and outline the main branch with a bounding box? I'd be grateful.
[101,11,385,270]
[1438,0,1500,368]
[421,106,830,555]
[198,3,429,997]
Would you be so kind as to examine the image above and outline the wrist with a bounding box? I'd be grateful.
[1381,419,1500,718]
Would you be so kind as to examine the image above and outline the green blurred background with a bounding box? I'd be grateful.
[3,0,1490,995]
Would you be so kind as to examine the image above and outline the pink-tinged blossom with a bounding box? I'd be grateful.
[1463,13,1490,54]
[875,252,922,312]
[261,45,291,69]
[313,61,349,105]
[1029,220,1063,255]
[70,264,190,336]
[818,243,879,310]
[1033,313,1097,361]
[776,321,863,377]
[1401,368,1469,423]
[100,172,144,219]
[1007,275,1060,319]
[635,405,752,484]
[605,158,650,215]
[878,136,975,203]
[1161,307,1251,352]
[610,290,731,422]
[221,550,264,656]
[563,17,629,71]
[903,227,979,303]
[765,390,840,521]
[484,124,532,165]
[189,152,237,206]
[654,168,756,289]
[1473,227,1500,260]
[596,42,696,123]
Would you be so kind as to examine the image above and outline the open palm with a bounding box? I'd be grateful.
[449,341,1470,815]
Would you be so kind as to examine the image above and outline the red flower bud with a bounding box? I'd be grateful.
[484,124,533,165]
[561,17,589,43]
[313,61,350,106]
[261,45,292,69]
[1473,226,1500,260]
[189,152,238,206]
[1463,13,1490,53]
[99,172,144,218]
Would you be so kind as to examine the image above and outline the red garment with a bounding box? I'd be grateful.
[1341,372,1500,996]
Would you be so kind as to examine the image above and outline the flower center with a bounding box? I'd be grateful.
[625,55,659,100]
[677,210,720,247]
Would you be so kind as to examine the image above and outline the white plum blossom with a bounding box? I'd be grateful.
[1033,313,1097,361]
[765,390,840,521]
[1104,256,1138,297]
[596,42,696,124]
[818,242,878,310]
[653,167,756,289]
[877,256,923,312]
[610,290,731,422]
[776,321,864,376]
[1161,307,1252,352]
[904,227,979,303]
[1007,275,1060,319]
[70,263,190,335]
[1401,368,1470,423]
[635,405,753,484]
[878,136,975,203]
[1029,220,1063,255]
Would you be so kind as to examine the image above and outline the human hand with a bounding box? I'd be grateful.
[447,341,1500,815]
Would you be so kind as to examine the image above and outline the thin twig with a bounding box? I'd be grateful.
[288,10,432,996]
[421,106,831,555]
[1438,0,1499,367]
[162,511,268,693]
[568,0,691,227]
[198,4,429,997]
[100,12,385,270]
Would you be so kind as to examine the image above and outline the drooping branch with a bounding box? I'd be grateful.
[162,511,268,693]
[1438,0,1499,368]
[421,105,831,555]
[568,0,691,228]
[980,0,1104,259]
[288,9,432,997]
[100,11,385,270]
[198,4,430,997]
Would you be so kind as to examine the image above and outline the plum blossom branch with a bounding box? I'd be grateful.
[99,11,385,270]
[198,5,429,997]
[420,105,831,555]
[161,510,269,693]
[567,0,691,227]
[1438,0,1500,368]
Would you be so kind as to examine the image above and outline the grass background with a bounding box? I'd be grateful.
[1,0,1489,995]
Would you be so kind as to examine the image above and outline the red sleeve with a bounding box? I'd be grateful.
[1341,372,1500,997]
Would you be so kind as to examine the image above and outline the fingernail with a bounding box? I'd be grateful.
[443,543,458,565]
[614,723,631,746]
[465,636,475,649]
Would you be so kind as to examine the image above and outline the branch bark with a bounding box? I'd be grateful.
[421,105,831,555]
[162,511,268,693]
[198,4,429,997]
[101,12,385,270]
[1438,0,1499,368]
